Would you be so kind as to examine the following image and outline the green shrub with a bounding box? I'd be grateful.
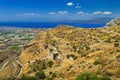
[93,60,100,65]
[76,73,99,80]
[48,61,54,68]
[10,45,21,51]
[19,75,37,80]
[35,70,46,79]
[76,73,111,80]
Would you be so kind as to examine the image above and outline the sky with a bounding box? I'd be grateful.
[0,0,120,22]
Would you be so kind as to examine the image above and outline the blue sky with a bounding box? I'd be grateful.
[0,0,120,21]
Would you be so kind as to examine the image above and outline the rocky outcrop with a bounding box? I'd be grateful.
[106,17,120,26]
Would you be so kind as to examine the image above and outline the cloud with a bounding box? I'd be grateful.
[93,11,112,15]
[16,13,41,16]
[66,2,74,6]
[24,13,35,16]
[93,11,102,15]
[102,11,112,14]
[49,12,56,15]
[77,11,84,15]
[48,11,69,16]
[58,11,68,15]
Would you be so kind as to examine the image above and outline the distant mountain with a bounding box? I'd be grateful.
[55,18,112,24]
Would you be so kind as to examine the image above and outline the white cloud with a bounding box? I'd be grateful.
[93,11,112,15]
[77,11,84,15]
[16,13,41,16]
[49,12,56,15]
[66,2,74,6]
[93,11,102,15]
[58,11,68,15]
[102,11,112,14]
[24,13,35,16]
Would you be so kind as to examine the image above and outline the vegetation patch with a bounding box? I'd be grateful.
[76,73,111,80]
[93,60,101,65]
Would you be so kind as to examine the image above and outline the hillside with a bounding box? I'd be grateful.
[18,21,120,80]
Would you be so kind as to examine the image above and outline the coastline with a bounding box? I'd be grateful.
[0,22,105,29]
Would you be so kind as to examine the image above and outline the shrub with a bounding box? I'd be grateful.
[78,50,81,54]
[104,39,111,43]
[116,50,120,52]
[46,77,53,80]
[42,62,47,69]
[19,75,37,80]
[67,54,77,60]
[73,46,77,52]
[85,45,90,50]
[10,45,21,51]
[48,61,54,68]
[102,76,111,80]
[76,73,99,80]
[76,73,111,80]
[35,70,46,79]
[116,55,120,58]
[93,60,100,65]
[81,53,87,57]
[52,73,57,78]
[114,43,119,47]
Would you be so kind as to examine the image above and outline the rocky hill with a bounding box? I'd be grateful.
[16,18,120,80]
[106,17,120,26]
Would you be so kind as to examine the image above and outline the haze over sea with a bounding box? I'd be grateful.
[0,22,105,28]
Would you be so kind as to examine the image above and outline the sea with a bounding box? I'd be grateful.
[0,22,105,28]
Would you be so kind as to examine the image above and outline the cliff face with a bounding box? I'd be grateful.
[106,17,120,26]
[19,21,120,80]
